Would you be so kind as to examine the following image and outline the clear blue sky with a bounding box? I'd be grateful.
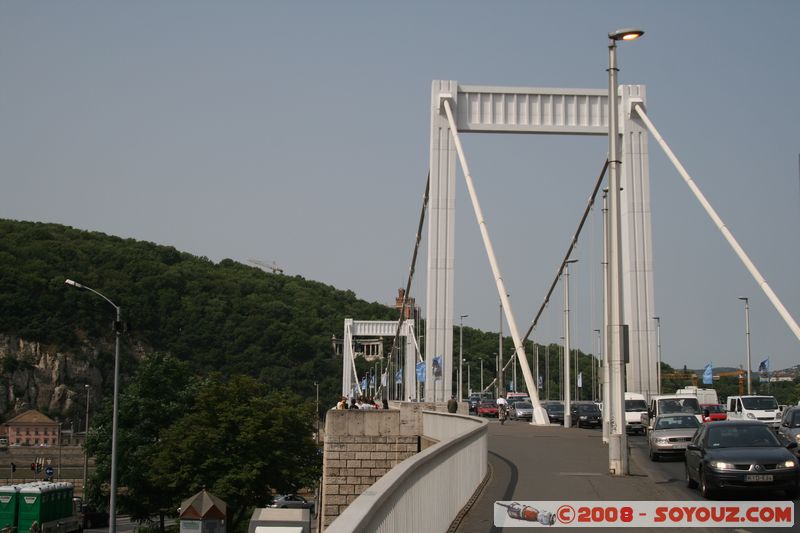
[2,1,798,372]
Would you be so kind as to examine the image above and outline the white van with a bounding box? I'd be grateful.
[624,392,648,435]
[643,394,703,430]
[726,395,781,427]
[676,386,719,406]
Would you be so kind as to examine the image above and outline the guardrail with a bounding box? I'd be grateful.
[325,411,487,533]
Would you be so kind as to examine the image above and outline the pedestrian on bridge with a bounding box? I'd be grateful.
[448,395,458,413]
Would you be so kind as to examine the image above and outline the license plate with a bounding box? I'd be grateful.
[745,474,773,482]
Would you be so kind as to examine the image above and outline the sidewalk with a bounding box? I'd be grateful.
[454,422,698,532]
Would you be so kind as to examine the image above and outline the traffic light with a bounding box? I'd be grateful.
[31,463,36,472]
[10,462,16,473]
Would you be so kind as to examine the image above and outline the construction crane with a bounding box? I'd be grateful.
[714,369,746,396]
[248,258,284,274]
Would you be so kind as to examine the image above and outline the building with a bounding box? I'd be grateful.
[1,410,60,447]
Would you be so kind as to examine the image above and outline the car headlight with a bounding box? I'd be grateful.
[655,438,670,445]
[711,461,735,470]
[782,459,797,468]
[580,416,588,420]
[746,413,756,419]
[795,434,800,444]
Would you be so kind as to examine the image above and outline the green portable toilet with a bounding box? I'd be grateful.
[19,484,43,533]
[0,484,21,530]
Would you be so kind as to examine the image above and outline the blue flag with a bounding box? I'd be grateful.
[538,375,543,389]
[360,377,367,391]
[395,369,402,384]
[432,356,442,379]
[702,363,713,385]
[758,358,769,374]
[415,361,426,383]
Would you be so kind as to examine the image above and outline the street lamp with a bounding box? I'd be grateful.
[83,384,90,497]
[607,26,643,476]
[738,297,752,394]
[65,279,122,533]
[459,314,469,401]
[564,259,578,427]
[593,329,601,402]
[652,317,662,395]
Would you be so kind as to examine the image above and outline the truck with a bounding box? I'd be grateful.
[624,392,648,435]
[0,482,82,533]
[726,395,781,428]
[676,386,718,406]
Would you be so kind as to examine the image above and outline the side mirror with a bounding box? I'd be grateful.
[787,442,798,450]
[687,443,702,452]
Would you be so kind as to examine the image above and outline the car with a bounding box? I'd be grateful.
[541,401,564,425]
[701,403,727,422]
[477,401,498,417]
[469,393,493,413]
[509,401,533,421]
[777,406,800,452]
[647,414,701,461]
[685,420,800,499]
[571,403,602,429]
[268,494,315,512]
[79,503,110,529]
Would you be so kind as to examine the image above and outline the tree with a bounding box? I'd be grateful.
[150,375,322,532]
[85,352,198,530]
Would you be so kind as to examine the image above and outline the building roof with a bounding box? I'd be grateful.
[180,489,226,520]
[4,410,57,426]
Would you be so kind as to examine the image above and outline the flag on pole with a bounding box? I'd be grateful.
[577,372,583,388]
[395,369,402,384]
[758,358,769,374]
[381,372,387,387]
[415,361,426,383]
[538,375,543,389]
[360,376,367,391]
[702,363,713,385]
[432,356,442,379]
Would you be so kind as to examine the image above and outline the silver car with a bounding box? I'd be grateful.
[778,406,800,452]
[648,414,701,461]
[509,401,533,421]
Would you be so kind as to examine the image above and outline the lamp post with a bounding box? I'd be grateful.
[593,329,601,401]
[459,314,469,401]
[65,279,121,532]
[83,384,90,496]
[652,317,662,395]
[738,297,752,394]
[466,362,471,396]
[564,259,577,426]
[607,27,643,476]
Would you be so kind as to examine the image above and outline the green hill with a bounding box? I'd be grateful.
[0,218,396,420]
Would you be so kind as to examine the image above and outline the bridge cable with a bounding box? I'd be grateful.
[519,159,609,348]
[633,104,800,341]
[386,172,430,400]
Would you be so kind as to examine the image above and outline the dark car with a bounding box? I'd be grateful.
[268,494,315,512]
[542,401,564,424]
[571,403,602,428]
[685,420,799,499]
[79,504,109,529]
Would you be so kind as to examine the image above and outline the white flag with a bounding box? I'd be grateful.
[577,372,583,388]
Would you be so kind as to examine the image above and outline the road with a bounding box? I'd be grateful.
[456,418,798,532]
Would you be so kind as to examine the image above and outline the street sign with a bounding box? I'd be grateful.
[45,465,54,478]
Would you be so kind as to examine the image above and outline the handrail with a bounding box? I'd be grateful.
[325,411,487,533]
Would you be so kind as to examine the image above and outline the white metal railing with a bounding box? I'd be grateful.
[324,411,487,533]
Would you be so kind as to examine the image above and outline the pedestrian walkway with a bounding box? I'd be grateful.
[454,421,709,532]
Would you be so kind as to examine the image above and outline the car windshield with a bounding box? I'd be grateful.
[703,404,724,413]
[658,397,701,414]
[706,425,781,448]
[655,416,700,430]
[577,404,600,415]
[625,400,647,412]
[480,402,495,408]
[789,412,800,428]
[741,397,778,410]
[544,404,564,414]
[515,402,532,410]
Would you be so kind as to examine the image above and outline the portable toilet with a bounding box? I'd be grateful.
[18,484,44,533]
[179,489,226,533]
[0,484,21,530]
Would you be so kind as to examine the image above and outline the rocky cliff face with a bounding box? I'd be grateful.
[0,334,146,424]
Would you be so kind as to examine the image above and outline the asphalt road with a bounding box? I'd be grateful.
[455,418,798,533]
